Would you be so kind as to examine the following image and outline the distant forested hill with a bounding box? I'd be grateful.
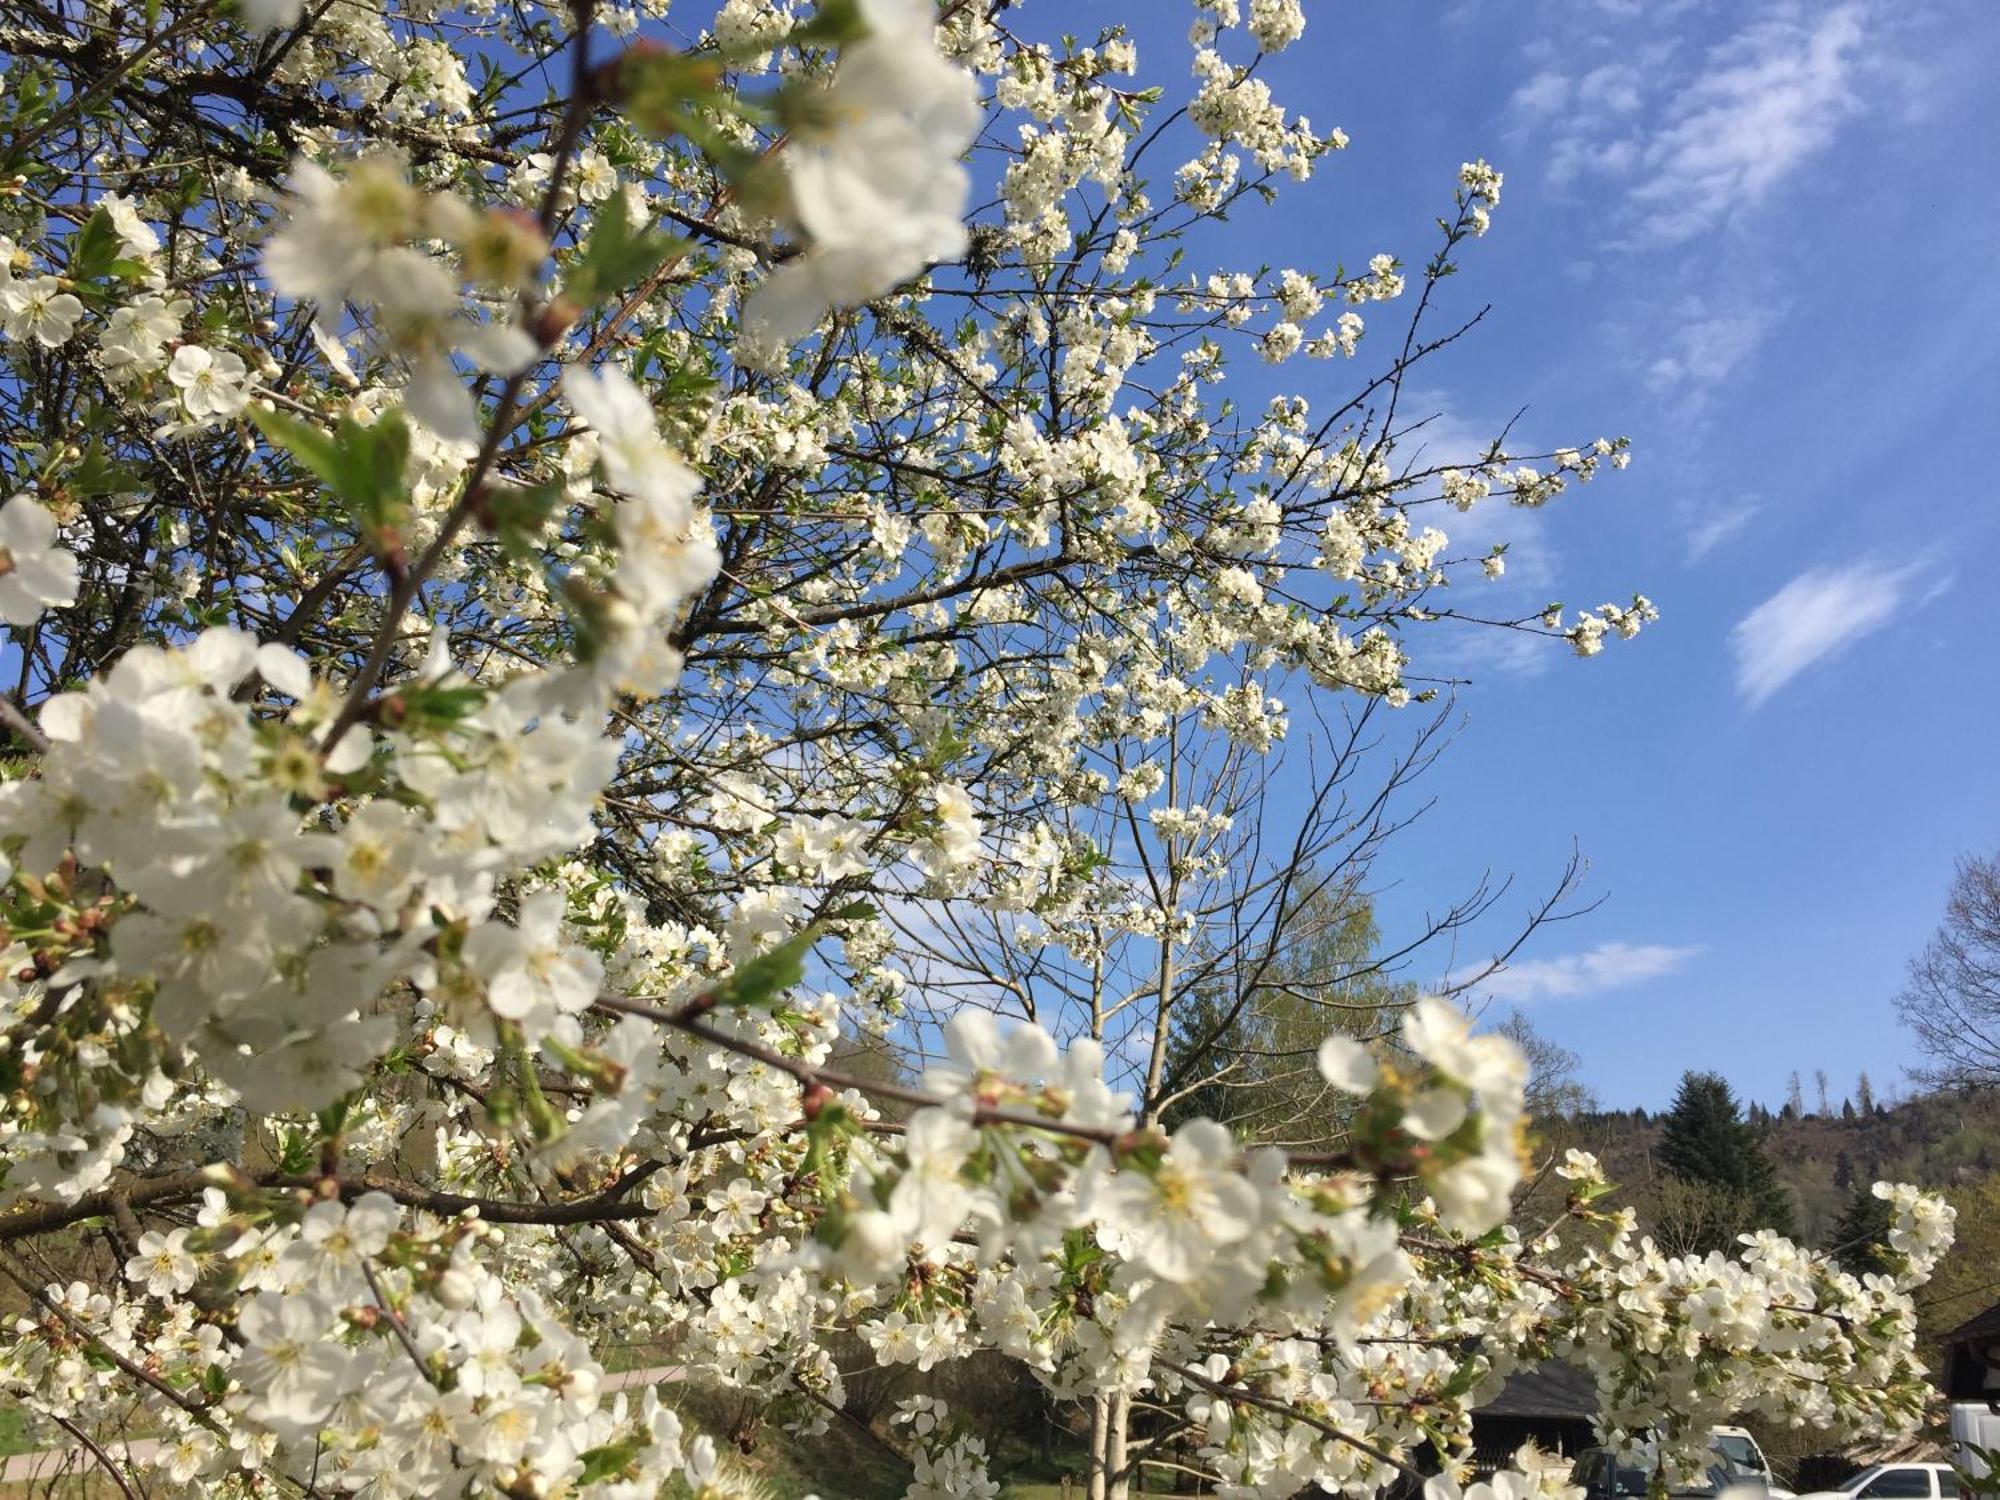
[1532,1084,2000,1380]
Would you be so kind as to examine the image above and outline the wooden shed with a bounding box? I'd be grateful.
[1470,1362,1599,1474]
[1943,1299,2000,1403]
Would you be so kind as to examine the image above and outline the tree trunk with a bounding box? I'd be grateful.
[1088,1392,1110,1500]
[1108,1389,1132,1500]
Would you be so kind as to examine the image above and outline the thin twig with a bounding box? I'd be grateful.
[1161,1359,1419,1480]
[47,1412,143,1500]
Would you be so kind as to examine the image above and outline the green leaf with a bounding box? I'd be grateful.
[382,682,487,730]
[788,0,865,45]
[481,479,566,561]
[251,405,414,547]
[330,409,411,524]
[566,193,688,308]
[315,1094,352,1139]
[575,1441,643,1487]
[647,355,719,442]
[275,1127,317,1175]
[66,207,122,284]
[249,405,344,491]
[1439,1360,1485,1400]
[68,441,145,499]
[612,48,728,140]
[714,925,822,1012]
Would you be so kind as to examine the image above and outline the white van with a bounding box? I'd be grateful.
[1954,1401,2000,1500]
[1712,1427,1794,1499]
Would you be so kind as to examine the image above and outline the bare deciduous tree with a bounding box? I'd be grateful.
[1897,853,2000,1089]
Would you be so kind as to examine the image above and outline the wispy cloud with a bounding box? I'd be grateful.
[1684,500,1759,562]
[1514,3,1877,247]
[1503,3,1894,433]
[1509,70,1572,119]
[1513,60,1656,183]
[1396,403,1564,679]
[1459,941,1701,1004]
[1644,294,1785,406]
[1627,4,1868,244]
[1730,558,1925,706]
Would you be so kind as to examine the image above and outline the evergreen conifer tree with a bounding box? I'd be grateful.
[1831,1179,1895,1273]
[1656,1071,1796,1247]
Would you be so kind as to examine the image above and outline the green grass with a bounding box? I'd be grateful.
[658,1386,1171,1500]
[0,1380,1167,1500]
[0,1405,36,1458]
[597,1338,680,1374]
[666,1383,910,1500]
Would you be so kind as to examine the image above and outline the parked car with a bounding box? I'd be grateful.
[1574,1447,1767,1500]
[1792,1464,1958,1500]
[1711,1425,1795,1498]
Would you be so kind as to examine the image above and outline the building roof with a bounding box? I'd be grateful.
[1944,1300,2000,1350]
[1475,1362,1599,1421]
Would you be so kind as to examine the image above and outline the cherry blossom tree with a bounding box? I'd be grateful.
[0,1,1952,1498]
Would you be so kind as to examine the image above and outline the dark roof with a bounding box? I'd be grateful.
[1944,1300,2000,1350]
[1474,1361,1599,1421]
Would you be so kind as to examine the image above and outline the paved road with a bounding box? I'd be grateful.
[1,1436,159,1485]
[0,1365,683,1484]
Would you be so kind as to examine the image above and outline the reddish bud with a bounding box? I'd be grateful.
[531,297,579,349]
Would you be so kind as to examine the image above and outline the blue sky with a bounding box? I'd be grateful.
[1110,0,2000,1109]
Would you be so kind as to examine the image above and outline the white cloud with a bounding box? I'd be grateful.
[1400,404,1557,584]
[1460,941,1701,1004]
[1576,63,1643,115]
[1644,295,1783,404]
[1730,558,1923,706]
[1627,4,1868,244]
[1510,71,1571,118]
[1394,403,1565,679]
[1685,500,1759,562]
[1500,4,1894,438]
[1515,2,1877,247]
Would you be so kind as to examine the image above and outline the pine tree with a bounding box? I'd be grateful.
[1655,1071,1796,1248]
[1856,1071,1875,1113]
[1831,1180,1895,1273]
[1834,1150,1854,1190]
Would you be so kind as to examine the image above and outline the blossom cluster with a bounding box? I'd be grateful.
[9,1190,698,1497]
[0,1,1940,1498]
